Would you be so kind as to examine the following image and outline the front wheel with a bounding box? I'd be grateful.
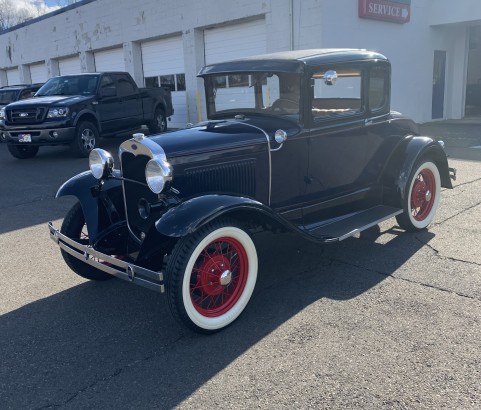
[60,202,112,281]
[70,121,99,157]
[7,144,39,159]
[396,160,441,231]
[166,219,258,334]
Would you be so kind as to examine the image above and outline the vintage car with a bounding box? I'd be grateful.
[48,49,456,333]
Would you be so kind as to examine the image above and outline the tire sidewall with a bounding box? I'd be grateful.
[72,121,98,157]
[149,109,166,134]
[180,225,258,331]
[406,161,441,229]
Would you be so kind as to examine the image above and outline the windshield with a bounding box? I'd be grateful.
[36,75,99,96]
[0,90,18,104]
[204,72,301,119]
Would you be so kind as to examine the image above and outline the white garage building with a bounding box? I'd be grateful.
[0,0,480,125]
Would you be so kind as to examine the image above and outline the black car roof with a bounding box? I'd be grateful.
[198,48,388,76]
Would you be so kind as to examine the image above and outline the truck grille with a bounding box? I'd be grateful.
[7,107,47,124]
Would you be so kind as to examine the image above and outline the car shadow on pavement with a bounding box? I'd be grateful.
[0,227,431,408]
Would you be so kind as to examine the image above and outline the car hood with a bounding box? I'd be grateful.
[149,116,300,159]
[6,95,92,107]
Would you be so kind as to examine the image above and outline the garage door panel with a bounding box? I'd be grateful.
[141,36,186,128]
[204,19,266,65]
[94,48,124,72]
[141,37,184,77]
[59,57,81,75]
[30,63,47,83]
[6,69,20,85]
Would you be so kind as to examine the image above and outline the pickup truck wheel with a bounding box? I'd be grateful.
[166,219,258,334]
[71,121,99,157]
[60,202,112,281]
[148,109,167,134]
[396,160,441,232]
[7,144,39,159]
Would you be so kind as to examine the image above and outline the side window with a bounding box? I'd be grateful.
[311,68,362,121]
[20,90,34,99]
[100,75,116,95]
[369,67,389,112]
[117,76,136,97]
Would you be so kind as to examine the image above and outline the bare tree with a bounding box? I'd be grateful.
[0,0,83,30]
[0,0,43,30]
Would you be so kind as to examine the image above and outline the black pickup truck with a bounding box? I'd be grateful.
[0,72,174,158]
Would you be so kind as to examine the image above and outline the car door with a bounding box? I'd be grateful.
[302,63,391,226]
[97,74,122,134]
[113,73,143,130]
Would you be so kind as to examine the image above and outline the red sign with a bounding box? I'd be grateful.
[359,0,410,24]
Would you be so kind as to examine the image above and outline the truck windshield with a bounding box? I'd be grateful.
[204,72,300,120]
[36,75,99,96]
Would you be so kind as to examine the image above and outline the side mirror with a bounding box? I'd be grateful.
[323,70,338,86]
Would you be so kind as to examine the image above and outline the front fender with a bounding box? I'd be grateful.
[56,170,123,242]
[155,194,275,237]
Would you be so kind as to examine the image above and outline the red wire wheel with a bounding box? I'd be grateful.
[396,161,441,231]
[166,220,258,333]
[189,237,248,317]
[410,168,436,221]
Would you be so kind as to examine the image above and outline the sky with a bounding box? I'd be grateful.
[10,0,64,14]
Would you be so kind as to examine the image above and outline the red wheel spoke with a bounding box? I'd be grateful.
[189,235,249,317]
[410,168,436,222]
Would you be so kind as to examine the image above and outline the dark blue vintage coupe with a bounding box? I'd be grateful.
[49,49,455,333]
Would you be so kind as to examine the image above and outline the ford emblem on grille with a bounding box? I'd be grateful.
[19,112,29,117]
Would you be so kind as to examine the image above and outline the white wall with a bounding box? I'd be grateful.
[0,0,478,123]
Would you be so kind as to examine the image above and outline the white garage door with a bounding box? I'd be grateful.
[204,19,267,65]
[94,48,124,72]
[6,68,20,85]
[58,56,81,75]
[30,63,48,83]
[141,36,186,129]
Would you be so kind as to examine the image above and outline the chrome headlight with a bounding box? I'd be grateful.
[145,158,173,194]
[0,108,5,120]
[47,107,69,118]
[89,148,114,179]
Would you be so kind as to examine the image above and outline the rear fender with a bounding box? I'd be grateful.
[155,194,279,237]
[56,170,123,242]
[382,136,452,206]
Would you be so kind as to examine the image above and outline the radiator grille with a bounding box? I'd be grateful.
[120,151,159,238]
[183,160,256,197]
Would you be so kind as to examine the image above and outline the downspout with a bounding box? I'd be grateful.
[290,0,294,50]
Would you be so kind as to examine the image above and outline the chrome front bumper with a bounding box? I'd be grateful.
[48,222,164,293]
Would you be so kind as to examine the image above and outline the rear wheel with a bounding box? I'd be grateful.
[166,219,258,333]
[60,202,112,281]
[396,160,441,231]
[148,108,167,134]
[70,121,99,157]
[7,144,39,159]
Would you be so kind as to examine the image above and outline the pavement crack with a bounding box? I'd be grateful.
[415,236,481,268]
[433,201,481,226]
[332,257,481,302]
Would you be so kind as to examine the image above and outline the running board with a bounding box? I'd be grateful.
[301,205,403,242]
